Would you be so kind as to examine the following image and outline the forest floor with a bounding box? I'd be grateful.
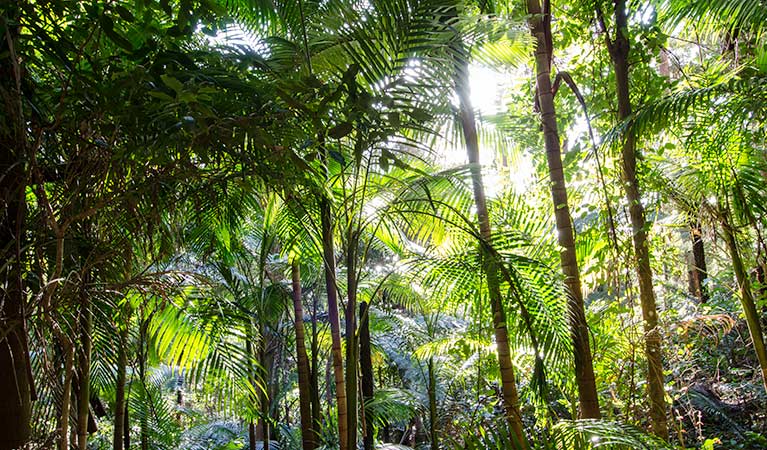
[669,319,767,449]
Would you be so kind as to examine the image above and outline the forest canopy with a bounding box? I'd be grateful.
[2,0,767,449]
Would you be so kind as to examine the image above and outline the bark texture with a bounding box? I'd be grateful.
[0,7,33,448]
[689,222,708,302]
[344,247,358,448]
[113,323,127,450]
[360,301,375,450]
[453,41,526,447]
[527,0,601,419]
[319,195,348,450]
[60,344,75,450]
[721,214,767,390]
[604,0,668,438]
[292,261,317,450]
[77,277,93,450]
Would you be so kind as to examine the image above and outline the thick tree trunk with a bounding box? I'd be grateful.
[113,323,128,450]
[454,47,526,448]
[721,215,767,389]
[319,195,348,450]
[292,261,317,450]
[606,0,668,438]
[0,9,33,448]
[427,358,438,450]
[689,222,708,302]
[360,301,375,450]
[526,0,601,419]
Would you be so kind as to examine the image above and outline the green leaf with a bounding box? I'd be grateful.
[408,108,431,122]
[160,74,184,93]
[387,112,401,128]
[329,150,346,165]
[328,121,353,139]
[114,5,135,22]
[99,15,133,51]
[148,91,174,101]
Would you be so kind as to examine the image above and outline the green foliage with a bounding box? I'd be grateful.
[8,0,767,449]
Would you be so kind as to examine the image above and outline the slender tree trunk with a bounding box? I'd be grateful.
[249,421,256,450]
[138,314,149,450]
[113,321,128,450]
[77,279,93,450]
[0,8,34,448]
[271,332,283,430]
[453,39,526,448]
[176,373,183,424]
[60,344,75,450]
[292,261,317,450]
[689,221,708,302]
[246,318,259,450]
[123,399,130,450]
[360,301,375,450]
[345,247,358,448]
[721,214,767,389]
[526,0,601,419]
[310,291,322,439]
[427,358,438,450]
[604,0,668,438]
[319,195,348,450]
[257,332,271,449]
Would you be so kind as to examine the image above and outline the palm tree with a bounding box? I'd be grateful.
[596,0,668,438]
[385,167,575,447]
[291,258,317,450]
[523,0,600,419]
[442,8,527,443]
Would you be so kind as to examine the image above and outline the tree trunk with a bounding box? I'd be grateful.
[257,330,271,449]
[0,8,33,448]
[292,261,317,450]
[246,328,258,450]
[319,195,348,450]
[77,280,93,450]
[176,373,183,424]
[721,214,767,389]
[123,399,130,450]
[360,301,375,450]
[427,358,438,450]
[689,221,708,302]
[248,421,256,450]
[345,245,358,448]
[453,40,526,448]
[138,315,149,450]
[60,344,75,450]
[113,322,128,450]
[310,289,322,440]
[605,0,668,438]
[526,0,601,419]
